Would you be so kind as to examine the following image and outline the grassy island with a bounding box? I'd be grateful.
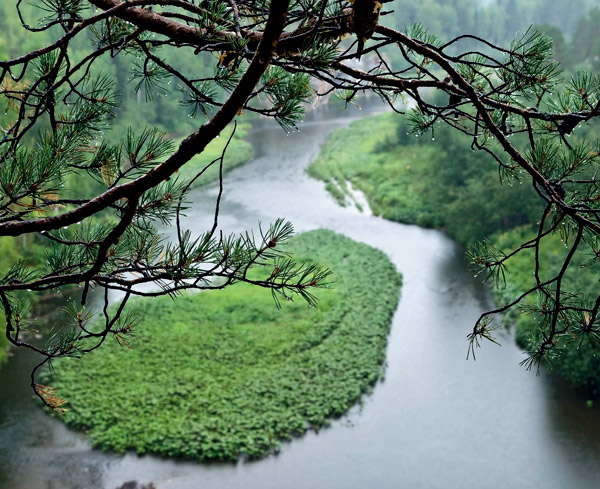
[51,230,402,460]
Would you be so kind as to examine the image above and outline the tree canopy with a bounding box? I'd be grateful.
[3,0,600,406]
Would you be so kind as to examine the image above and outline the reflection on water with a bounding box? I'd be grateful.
[1,101,599,489]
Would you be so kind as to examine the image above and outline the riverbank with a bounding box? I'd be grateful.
[173,123,253,189]
[50,229,401,461]
[0,236,37,365]
[307,112,539,243]
[308,112,600,395]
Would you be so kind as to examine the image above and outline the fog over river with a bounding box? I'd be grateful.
[1,102,599,489]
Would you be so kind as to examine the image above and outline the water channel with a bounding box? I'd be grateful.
[1,102,599,489]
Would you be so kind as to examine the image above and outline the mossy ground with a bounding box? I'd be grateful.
[51,230,401,460]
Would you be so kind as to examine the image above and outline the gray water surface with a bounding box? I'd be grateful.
[1,103,599,489]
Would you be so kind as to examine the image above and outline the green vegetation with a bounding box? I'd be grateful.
[0,2,252,190]
[0,4,254,364]
[0,238,19,363]
[382,1,600,68]
[2,0,600,389]
[50,230,401,460]
[308,112,539,243]
[493,228,600,393]
[0,236,41,365]
[0,339,6,365]
[309,113,600,395]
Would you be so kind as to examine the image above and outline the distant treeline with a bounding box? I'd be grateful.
[3,1,600,136]
[0,2,212,139]
[388,0,600,43]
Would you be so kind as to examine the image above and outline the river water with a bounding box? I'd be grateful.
[1,103,599,489]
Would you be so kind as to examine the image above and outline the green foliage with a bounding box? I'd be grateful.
[536,24,572,68]
[0,2,218,140]
[50,230,402,460]
[308,113,540,243]
[388,0,600,43]
[0,336,7,364]
[260,68,312,133]
[380,1,600,70]
[0,239,20,364]
[0,0,254,367]
[0,236,32,364]
[2,0,600,406]
[572,7,600,70]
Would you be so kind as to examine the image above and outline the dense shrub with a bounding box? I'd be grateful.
[308,113,539,244]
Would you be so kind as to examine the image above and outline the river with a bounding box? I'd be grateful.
[1,102,599,489]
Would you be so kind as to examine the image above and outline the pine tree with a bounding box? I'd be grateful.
[2,0,600,405]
